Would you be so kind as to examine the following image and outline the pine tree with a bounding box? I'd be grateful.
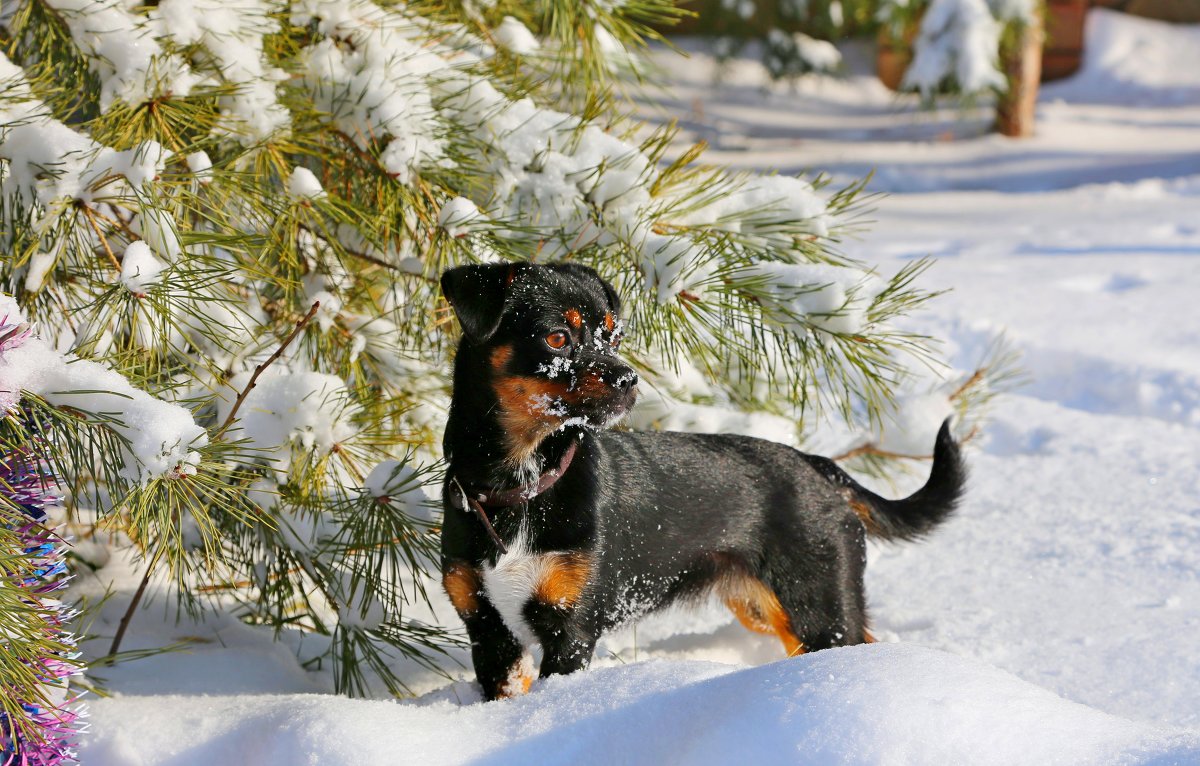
[0,0,1008,714]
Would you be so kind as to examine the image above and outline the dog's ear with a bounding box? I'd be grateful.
[441,263,524,342]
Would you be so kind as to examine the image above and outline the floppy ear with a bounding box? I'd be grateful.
[440,263,522,342]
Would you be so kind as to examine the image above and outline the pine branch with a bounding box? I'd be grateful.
[214,300,321,440]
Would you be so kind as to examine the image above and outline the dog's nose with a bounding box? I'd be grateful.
[606,368,638,394]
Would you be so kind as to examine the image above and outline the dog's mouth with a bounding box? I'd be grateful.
[588,385,638,428]
[536,384,637,431]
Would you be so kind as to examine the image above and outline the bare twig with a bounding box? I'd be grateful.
[833,443,934,463]
[106,547,163,660]
[296,223,435,282]
[949,367,986,401]
[80,204,122,272]
[214,300,320,440]
[833,424,980,463]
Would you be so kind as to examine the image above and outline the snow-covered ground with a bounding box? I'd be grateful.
[79,9,1200,764]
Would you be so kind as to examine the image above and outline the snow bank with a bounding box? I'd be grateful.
[81,644,1198,765]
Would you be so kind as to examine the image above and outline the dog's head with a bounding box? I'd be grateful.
[441,263,638,465]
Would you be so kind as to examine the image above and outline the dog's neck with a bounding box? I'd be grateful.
[444,344,583,492]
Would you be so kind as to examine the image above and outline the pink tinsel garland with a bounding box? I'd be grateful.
[1,316,81,766]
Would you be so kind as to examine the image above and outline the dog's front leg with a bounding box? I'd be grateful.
[538,631,597,678]
[466,604,535,700]
[443,560,533,700]
[524,602,598,679]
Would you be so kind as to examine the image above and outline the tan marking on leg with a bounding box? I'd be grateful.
[443,562,482,617]
[496,653,535,699]
[534,551,592,608]
[720,573,806,658]
[862,628,876,644]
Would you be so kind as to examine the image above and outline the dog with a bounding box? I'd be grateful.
[439,262,965,700]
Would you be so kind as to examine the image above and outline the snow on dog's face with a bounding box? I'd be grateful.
[441,263,638,466]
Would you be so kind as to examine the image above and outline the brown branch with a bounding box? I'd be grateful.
[214,300,320,440]
[80,204,122,272]
[833,443,934,463]
[949,366,986,402]
[88,204,138,240]
[833,424,980,463]
[296,222,436,282]
[105,547,163,660]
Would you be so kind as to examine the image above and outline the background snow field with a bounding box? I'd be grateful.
[79,10,1200,764]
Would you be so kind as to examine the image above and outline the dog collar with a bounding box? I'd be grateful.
[449,439,579,554]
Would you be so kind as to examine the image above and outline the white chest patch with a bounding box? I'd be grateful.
[482,530,554,647]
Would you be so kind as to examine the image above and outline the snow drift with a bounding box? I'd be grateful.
[81,644,1198,765]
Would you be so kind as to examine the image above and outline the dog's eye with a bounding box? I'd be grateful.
[545,331,569,350]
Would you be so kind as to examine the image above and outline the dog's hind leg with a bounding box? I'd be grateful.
[719,568,807,657]
[722,580,807,657]
[761,519,871,653]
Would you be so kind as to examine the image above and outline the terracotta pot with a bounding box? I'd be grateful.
[876,24,917,91]
[1042,0,1088,81]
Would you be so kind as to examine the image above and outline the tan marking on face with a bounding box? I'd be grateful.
[720,573,805,658]
[559,370,609,405]
[492,374,570,466]
[564,308,582,330]
[533,551,592,608]
[443,562,482,616]
[604,312,614,332]
[490,344,513,372]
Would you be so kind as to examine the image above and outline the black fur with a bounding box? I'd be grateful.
[439,263,965,701]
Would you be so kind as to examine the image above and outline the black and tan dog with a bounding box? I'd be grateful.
[439,262,965,700]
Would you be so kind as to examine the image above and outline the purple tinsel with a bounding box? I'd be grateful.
[1,318,81,766]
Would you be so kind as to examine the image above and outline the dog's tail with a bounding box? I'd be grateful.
[805,418,966,542]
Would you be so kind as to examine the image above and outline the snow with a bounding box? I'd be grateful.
[362,460,436,524]
[80,645,1199,765]
[185,151,214,182]
[437,196,483,237]
[288,166,327,200]
[737,261,882,335]
[64,8,1200,764]
[43,0,182,109]
[118,242,166,294]
[151,0,288,142]
[215,368,357,478]
[493,16,540,55]
[0,297,206,482]
[902,0,1005,97]
[300,11,448,185]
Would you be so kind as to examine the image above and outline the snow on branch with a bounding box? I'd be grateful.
[0,296,206,483]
